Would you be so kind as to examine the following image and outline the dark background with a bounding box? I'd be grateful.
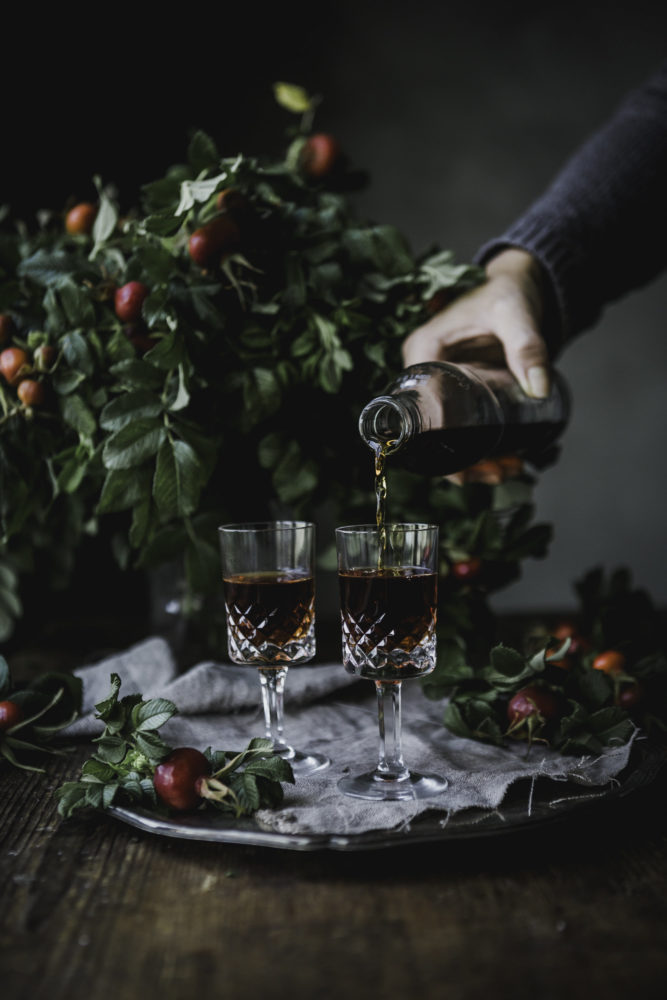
[5,2,667,612]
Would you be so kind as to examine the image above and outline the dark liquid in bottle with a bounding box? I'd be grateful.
[223,572,314,648]
[392,421,567,476]
[339,567,437,677]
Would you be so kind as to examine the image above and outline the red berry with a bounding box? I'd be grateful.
[17,379,45,407]
[300,133,341,178]
[0,347,30,386]
[507,685,559,725]
[552,621,591,657]
[592,650,626,676]
[65,202,97,235]
[0,313,15,345]
[114,282,150,323]
[0,700,24,731]
[153,747,210,811]
[188,216,241,266]
[616,682,643,710]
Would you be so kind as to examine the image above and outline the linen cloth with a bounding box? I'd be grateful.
[65,636,636,837]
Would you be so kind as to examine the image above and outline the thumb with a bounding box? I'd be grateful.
[499,325,551,399]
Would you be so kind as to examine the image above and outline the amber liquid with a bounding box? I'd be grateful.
[391,422,567,476]
[373,440,395,569]
[223,571,315,651]
[339,567,437,679]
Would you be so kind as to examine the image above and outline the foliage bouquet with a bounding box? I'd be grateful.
[0,84,551,654]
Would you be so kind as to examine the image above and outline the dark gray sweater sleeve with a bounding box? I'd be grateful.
[474,60,667,353]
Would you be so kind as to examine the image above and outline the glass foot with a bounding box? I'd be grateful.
[275,743,331,776]
[338,769,448,801]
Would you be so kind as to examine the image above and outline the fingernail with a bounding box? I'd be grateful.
[526,366,550,399]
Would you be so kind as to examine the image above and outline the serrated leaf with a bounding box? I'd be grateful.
[131,698,177,732]
[94,673,122,717]
[97,467,152,515]
[99,390,164,431]
[134,730,171,762]
[102,419,166,470]
[62,329,95,375]
[91,187,118,252]
[59,394,96,438]
[188,130,220,172]
[108,359,164,391]
[153,437,203,518]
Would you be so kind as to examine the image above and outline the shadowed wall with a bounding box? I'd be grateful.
[6,2,666,611]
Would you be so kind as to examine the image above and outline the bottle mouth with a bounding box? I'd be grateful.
[358,396,409,452]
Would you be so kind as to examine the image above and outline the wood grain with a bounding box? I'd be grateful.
[2,695,667,999]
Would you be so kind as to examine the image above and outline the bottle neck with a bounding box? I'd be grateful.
[358,395,419,454]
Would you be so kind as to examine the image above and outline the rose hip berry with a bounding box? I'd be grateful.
[592,650,626,676]
[616,681,644,710]
[153,747,210,811]
[507,685,559,725]
[65,202,97,235]
[17,379,45,407]
[552,621,591,657]
[188,216,241,267]
[114,282,150,323]
[0,347,30,386]
[0,700,24,731]
[300,133,341,178]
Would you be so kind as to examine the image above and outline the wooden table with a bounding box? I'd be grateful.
[3,623,667,1000]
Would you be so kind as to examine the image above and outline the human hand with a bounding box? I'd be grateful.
[402,247,551,399]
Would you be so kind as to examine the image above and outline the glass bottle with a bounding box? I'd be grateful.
[358,361,570,475]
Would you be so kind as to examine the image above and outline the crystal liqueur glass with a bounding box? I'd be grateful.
[219,521,330,775]
[336,523,447,800]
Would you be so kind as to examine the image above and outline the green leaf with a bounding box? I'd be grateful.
[188,131,220,172]
[243,367,281,421]
[134,731,171,763]
[51,368,86,395]
[102,419,166,470]
[143,331,186,371]
[342,225,414,277]
[97,467,152,515]
[94,734,128,765]
[131,698,177,732]
[0,654,11,697]
[129,498,152,548]
[272,441,318,504]
[59,394,96,438]
[108,359,164,391]
[17,250,95,288]
[273,82,312,113]
[62,330,95,375]
[93,673,122,717]
[99,391,164,431]
[153,437,203,518]
[91,186,119,251]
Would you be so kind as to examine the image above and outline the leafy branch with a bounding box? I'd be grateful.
[56,674,293,820]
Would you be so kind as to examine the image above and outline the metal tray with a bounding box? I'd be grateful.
[108,743,667,852]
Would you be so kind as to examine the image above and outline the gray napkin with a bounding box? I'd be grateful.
[66,636,637,837]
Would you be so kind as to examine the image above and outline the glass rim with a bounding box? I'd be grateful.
[335,523,438,534]
[218,520,315,533]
